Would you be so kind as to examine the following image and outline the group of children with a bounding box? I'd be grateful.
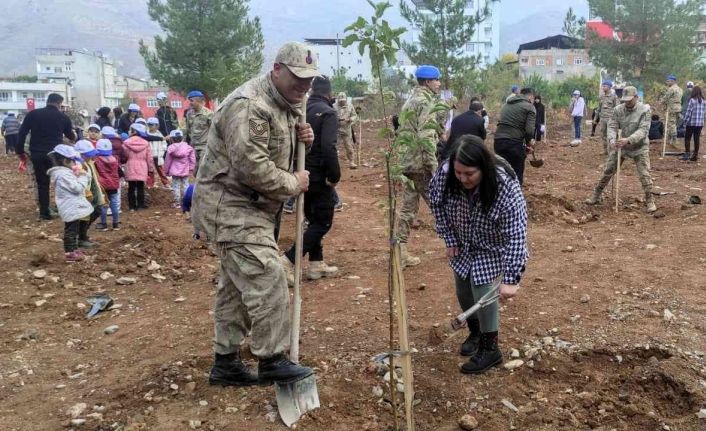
[48,119,196,262]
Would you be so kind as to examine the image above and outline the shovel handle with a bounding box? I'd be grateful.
[290,96,308,364]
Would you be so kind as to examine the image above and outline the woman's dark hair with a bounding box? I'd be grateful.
[691,85,703,103]
[445,135,499,212]
[97,106,111,118]
[113,107,123,118]
[534,94,542,102]
[651,114,660,121]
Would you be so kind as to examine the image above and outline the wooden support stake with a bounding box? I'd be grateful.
[392,244,415,431]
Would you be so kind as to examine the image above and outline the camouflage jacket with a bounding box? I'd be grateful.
[184,106,213,149]
[336,103,357,136]
[596,90,619,120]
[607,102,651,156]
[661,85,683,114]
[192,73,302,247]
[398,86,442,174]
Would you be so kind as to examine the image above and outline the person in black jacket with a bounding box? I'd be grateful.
[533,95,546,141]
[281,75,341,281]
[95,107,113,129]
[16,93,76,220]
[441,101,487,162]
[649,114,664,140]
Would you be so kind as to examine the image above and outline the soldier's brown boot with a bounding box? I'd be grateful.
[400,243,421,268]
[307,261,339,280]
[585,189,603,205]
[645,193,657,213]
[279,255,295,287]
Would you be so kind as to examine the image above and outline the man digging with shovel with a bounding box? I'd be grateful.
[193,42,317,388]
[585,86,657,213]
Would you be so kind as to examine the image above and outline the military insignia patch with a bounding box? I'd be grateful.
[249,119,268,137]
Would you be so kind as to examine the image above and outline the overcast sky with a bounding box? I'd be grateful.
[250,0,589,50]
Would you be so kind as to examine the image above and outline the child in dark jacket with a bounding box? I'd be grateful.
[94,139,121,230]
[649,114,664,140]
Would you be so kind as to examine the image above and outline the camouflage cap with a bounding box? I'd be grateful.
[275,42,319,79]
[621,86,638,102]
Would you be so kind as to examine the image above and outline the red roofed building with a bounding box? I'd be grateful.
[586,20,619,41]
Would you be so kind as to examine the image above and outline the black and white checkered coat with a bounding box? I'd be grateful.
[429,161,528,285]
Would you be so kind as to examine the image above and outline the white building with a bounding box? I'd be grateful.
[406,0,500,68]
[304,38,374,83]
[34,48,127,110]
[0,81,67,115]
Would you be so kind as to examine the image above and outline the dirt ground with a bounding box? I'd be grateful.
[1,119,705,431]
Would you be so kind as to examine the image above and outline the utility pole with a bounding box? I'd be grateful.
[336,33,341,75]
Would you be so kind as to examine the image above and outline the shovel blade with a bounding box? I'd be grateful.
[275,375,320,427]
[529,159,544,168]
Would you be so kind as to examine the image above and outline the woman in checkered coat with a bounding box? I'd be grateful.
[429,135,528,374]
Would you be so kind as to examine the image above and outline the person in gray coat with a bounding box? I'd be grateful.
[47,144,94,262]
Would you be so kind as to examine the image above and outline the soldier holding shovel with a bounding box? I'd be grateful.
[193,42,317,387]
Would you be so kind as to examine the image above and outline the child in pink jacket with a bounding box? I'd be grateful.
[123,123,154,210]
[163,129,195,208]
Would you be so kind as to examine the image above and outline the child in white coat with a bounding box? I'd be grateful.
[47,144,94,263]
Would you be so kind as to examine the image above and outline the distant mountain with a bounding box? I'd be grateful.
[500,9,569,55]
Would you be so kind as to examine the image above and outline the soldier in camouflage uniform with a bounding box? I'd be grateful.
[396,65,443,267]
[336,92,358,169]
[193,42,317,387]
[184,90,213,172]
[585,86,657,213]
[660,74,683,146]
[596,80,619,155]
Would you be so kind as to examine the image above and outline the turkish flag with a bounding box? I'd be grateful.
[26,98,36,111]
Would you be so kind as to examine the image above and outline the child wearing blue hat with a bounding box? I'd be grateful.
[94,139,121,231]
[47,144,94,262]
[74,140,105,248]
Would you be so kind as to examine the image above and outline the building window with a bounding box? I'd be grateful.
[54,67,63,73]
[574,57,583,65]
[484,42,492,52]
[466,0,474,7]
[22,92,28,99]
[146,99,159,108]
[171,100,182,109]
[556,58,564,66]
[45,66,51,71]
[536,58,545,66]
[34,92,46,102]
[64,62,73,71]
[357,73,363,79]
[520,57,528,64]
[0,92,10,102]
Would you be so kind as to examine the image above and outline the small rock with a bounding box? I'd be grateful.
[225,406,239,414]
[99,272,113,280]
[103,325,119,335]
[188,420,202,429]
[55,384,66,389]
[510,349,520,359]
[116,277,136,285]
[372,385,384,397]
[265,411,278,423]
[663,309,675,321]
[47,276,60,283]
[18,328,39,340]
[580,294,590,304]
[503,359,524,370]
[70,418,86,426]
[418,283,426,291]
[170,383,179,390]
[198,400,208,406]
[185,381,197,393]
[458,414,478,430]
[645,244,657,250]
[501,398,519,413]
[66,402,87,418]
[86,412,103,421]
[647,356,659,366]
[542,336,554,346]
[33,269,47,279]
[396,382,404,393]
[174,297,187,303]
[34,300,47,307]
[696,408,706,419]
[147,260,161,271]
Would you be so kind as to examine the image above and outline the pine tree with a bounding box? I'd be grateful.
[562,7,586,40]
[399,0,497,90]
[587,0,702,85]
[139,0,264,99]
